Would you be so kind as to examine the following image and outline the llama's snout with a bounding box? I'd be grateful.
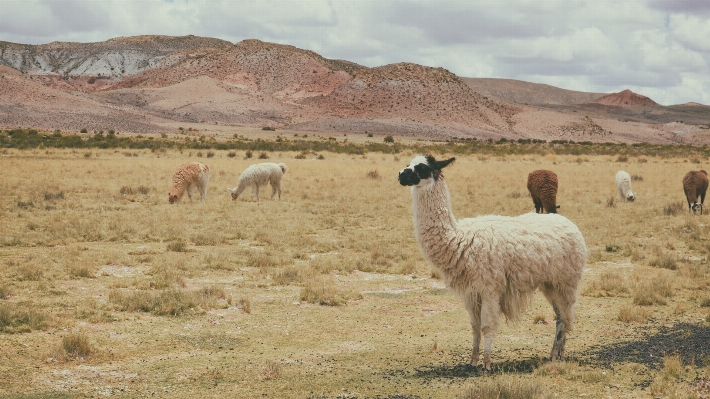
[398,169,420,186]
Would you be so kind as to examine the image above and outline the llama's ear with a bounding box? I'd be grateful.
[434,157,455,170]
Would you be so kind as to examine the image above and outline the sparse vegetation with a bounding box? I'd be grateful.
[1,147,710,397]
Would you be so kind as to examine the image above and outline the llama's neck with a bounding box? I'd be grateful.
[411,179,462,275]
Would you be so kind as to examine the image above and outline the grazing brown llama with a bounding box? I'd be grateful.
[683,170,708,214]
[168,162,210,204]
[527,170,559,214]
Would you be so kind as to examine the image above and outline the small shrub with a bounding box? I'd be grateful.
[166,241,188,252]
[120,186,134,195]
[261,360,281,380]
[44,191,64,201]
[616,155,628,162]
[295,152,307,159]
[245,150,253,159]
[206,151,215,158]
[196,151,203,157]
[136,185,150,195]
[70,266,96,279]
[663,202,684,216]
[384,135,395,143]
[227,151,236,158]
[532,314,548,325]
[367,133,373,137]
[317,154,325,160]
[108,288,225,316]
[606,195,616,208]
[258,152,269,159]
[62,332,93,359]
[0,285,11,299]
[83,151,92,158]
[366,170,381,179]
[80,128,88,133]
[649,254,677,270]
[262,126,276,131]
[508,191,523,199]
[631,174,644,181]
[238,297,251,314]
[0,302,48,333]
[460,376,543,399]
[618,305,649,323]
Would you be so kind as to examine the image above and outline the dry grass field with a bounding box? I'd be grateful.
[1,147,710,399]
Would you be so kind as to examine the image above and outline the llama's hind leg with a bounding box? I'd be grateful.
[463,292,482,367]
[480,297,501,371]
[270,181,277,200]
[541,283,575,360]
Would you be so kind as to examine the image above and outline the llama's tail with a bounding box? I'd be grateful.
[278,163,287,174]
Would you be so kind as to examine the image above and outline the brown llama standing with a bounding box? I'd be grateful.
[683,170,708,214]
[527,170,559,214]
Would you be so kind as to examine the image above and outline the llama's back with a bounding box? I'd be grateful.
[684,171,706,199]
[173,162,207,186]
[527,170,558,210]
[456,213,586,290]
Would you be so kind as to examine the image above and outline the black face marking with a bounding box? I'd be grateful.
[414,163,433,179]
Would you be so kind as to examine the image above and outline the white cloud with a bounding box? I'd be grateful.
[1,0,709,105]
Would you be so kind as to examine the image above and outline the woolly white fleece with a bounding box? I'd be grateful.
[615,171,636,201]
[403,155,587,370]
[228,162,287,201]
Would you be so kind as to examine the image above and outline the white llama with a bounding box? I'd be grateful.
[398,154,587,370]
[228,162,287,201]
[615,171,636,201]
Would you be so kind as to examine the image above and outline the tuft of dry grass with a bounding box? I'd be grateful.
[0,284,11,299]
[70,265,95,279]
[108,288,226,316]
[365,170,381,179]
[0,302,49,333]
[606,195,616,208]
[618,305,650,323]
[166,240,188,252]
[261,360,281,380]
[62,332,93,359]
[633,275,673,306]
[664,201,685,216]
[582,271,629,297]
[238,297,251,314]
[460,375,543,399]
[649,253,678,270]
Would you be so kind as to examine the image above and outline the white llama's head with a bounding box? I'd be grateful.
[398,154,455,188]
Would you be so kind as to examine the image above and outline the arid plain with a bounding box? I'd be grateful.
[1,141,709,398]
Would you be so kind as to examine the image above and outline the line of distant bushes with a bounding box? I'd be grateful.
[1,128,709,158]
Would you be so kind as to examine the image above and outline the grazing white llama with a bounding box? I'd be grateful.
[615,171,636,202]
[398,155,587,370]
[228,163,287,201]
[168,162,210,204]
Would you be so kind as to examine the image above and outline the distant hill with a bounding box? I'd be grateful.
[592,89,658,107]
[462,78,605,106]
[0,35,708,144]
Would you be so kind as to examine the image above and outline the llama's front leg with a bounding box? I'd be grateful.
[463,293,482,367]
[480,298,501,371]
[186,184,194,202]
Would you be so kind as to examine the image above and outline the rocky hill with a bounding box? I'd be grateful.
[0,35,708,144]
[463,78,604,106]
[592,89,658,107]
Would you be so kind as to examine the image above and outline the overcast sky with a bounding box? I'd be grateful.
[1,0,709,105]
